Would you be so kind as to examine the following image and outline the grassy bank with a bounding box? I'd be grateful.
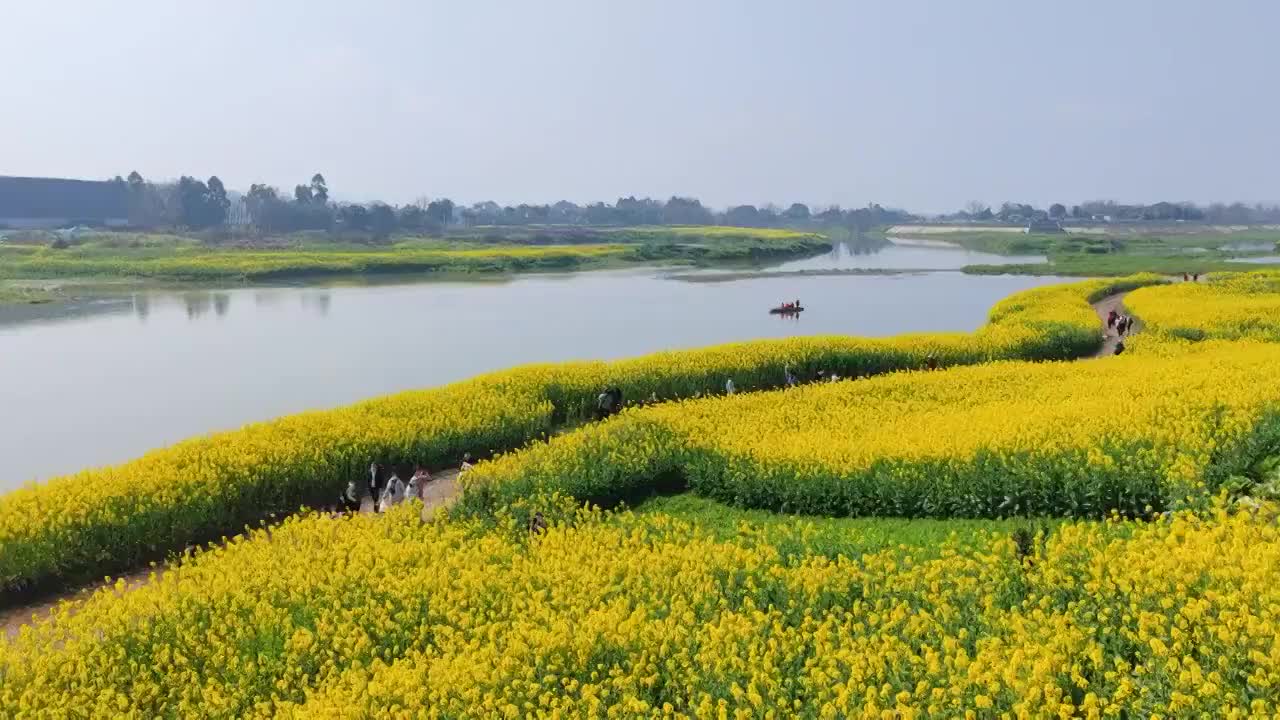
[913,227,1280,276]
[966,254,1266,276]
[0,284,61,305]
[0,226,831,288]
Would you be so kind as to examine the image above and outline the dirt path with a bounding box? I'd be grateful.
[1091,292,1136,357]
[4,291,1149,639]
[2,469,464,640]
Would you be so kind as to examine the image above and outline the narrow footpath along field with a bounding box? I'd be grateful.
[5,272,1280,717]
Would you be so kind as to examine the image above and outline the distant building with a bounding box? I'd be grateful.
[1024,218,1064,234]
[0,176,129,229]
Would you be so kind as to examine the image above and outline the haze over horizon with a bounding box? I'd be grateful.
[3,0,1278,213]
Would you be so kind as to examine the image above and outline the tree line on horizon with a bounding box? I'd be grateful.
[108,170,1280,239]
[946,199,1280,225]
[111,171,912,239]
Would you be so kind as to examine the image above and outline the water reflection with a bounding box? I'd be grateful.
[772,237,1048,272]
[132,294,150,321]
[183,293,212,320]
[300,290,331,316]
[126,289,334,323]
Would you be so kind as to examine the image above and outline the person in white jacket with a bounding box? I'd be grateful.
[405,465,431,504]
[378,472,405,513]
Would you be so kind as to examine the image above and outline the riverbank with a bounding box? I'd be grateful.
[0,227,830,288]
[964,255,1267,277]
[0,230,834,312]
[889,225,1280,276]
[667,267,929,282]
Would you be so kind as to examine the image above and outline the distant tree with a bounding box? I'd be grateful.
[724,205,761,227]
[399,204,427,231]
[997,202,1037,222]
[245,184,279,228]
[614,196,662,225]
[294,184,314,205]
[338,204,370,232]
[426,198,455,227]
[585,202,618,225]
[814,205,843,223]
[177,176,217,229]
[1049,203,1067,219]
[550,200,584,224]
[368,203,398,239]
[310,174,328,205]
[124,171,152,227]
[206,176,230,226]
[965,201,990,218]
[783,203,811,221]
[661,196,714,225]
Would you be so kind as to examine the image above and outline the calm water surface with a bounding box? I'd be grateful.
[0,256,1067,488]
[773,238,1047,271]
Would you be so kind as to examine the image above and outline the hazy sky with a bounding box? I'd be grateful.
[3,1,1277,212]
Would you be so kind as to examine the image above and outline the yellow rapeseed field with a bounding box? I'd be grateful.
[3,504,1280,717]
[4,271,1280,716]
[0,276,1155,593]
[1126,270,1280,344]
[460,340,1280,519]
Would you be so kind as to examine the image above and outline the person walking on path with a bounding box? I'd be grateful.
[378,472,405,513]
[725,378,735,395]
[368,462,384,507]
[405,465,431,503]
[339,478,361,514]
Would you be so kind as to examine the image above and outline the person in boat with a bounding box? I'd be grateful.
[725,378,736,395]
[378,471,405,513]
[405,465,431,503]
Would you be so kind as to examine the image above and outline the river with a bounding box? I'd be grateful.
[0,241,1064,489]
